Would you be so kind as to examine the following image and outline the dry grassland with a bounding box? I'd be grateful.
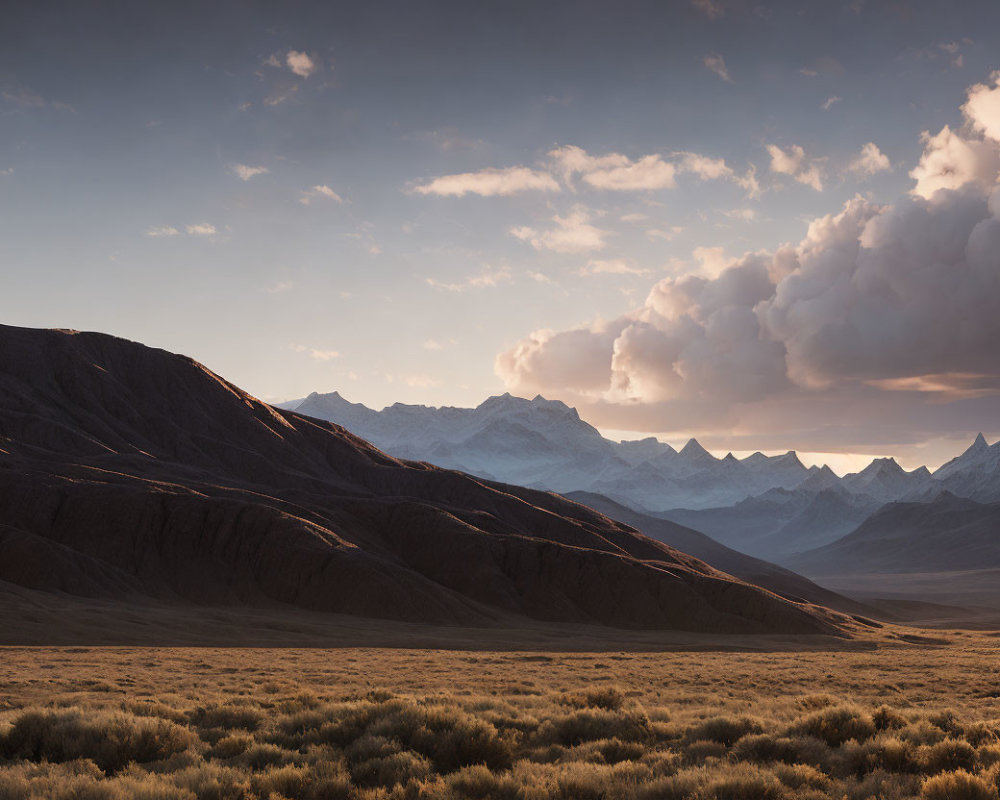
[2,635,1000,799]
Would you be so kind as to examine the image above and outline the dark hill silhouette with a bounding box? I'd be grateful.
[564,491,882,617]
[0,325,847,636]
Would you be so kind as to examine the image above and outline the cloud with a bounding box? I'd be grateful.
[703,53,733,83]
[423,340,444,350]
[232,164,269,181]
[426,265,512,292]
[413,166,559,197]
[909,125,1000,199]
[2,86,45,107]
[291,344,340,360]
[299,184,345,204]
[692,0,724,19]
[579,259,650,277]
[144,225,179,238]
[821,96,842,111]
[405,375,440,388]
[286,50,316,78]
[495,75,1000,451]
[510,207,609,253]
[676,152,733,180]
[577,155,676,191]
[647,227,684,240]
[849,142,891,176]
[185,223,217,236]
[266,281,293,294]
[963,71,1000,142]
[766,144,824,191]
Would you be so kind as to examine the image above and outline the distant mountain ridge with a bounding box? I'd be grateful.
[286,391,822,510]
[285,390,999,564]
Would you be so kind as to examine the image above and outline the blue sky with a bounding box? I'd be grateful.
[3,0,1000,468]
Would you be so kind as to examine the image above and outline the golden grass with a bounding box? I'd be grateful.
[0,637,999,799]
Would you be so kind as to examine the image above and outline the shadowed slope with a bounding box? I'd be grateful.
[0,325,847,636]
[565,491,883,618]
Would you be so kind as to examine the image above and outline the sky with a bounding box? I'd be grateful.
[3,0,1000,470]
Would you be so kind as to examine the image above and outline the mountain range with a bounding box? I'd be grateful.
[0,325,852,639]
[283,390,1000,611]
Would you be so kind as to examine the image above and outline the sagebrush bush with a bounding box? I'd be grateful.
[0,708,197,773]
[688,715,763,746]
[921,770,999,800]
[790,706,876,747]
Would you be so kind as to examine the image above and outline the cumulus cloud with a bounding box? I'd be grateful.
[286,50,316,78]
[232,164,269,181]
[849,142,891,176]
[703,53,733,83]
[413,166,559,197]
[963,71,1000,142]
[766,144,824,190]
[510,207,609,253]
[909,125,1000,199]
[495,74,1000,450]
[299,184,344,204]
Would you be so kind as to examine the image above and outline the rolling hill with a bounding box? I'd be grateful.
[0,324,848,637]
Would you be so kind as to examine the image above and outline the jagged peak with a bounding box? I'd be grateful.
[773,450,804,468]
[722,452,737,462]
[968,432,989,453]
[680,438,713,459]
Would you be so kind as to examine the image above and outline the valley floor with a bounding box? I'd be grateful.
[1,636,999,799]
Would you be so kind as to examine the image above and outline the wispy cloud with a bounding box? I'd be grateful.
[2,86,46,107]
[703,53,733,83]
[849,142,891,176]
[766,144,824,191]
[579,259,650,277]
[291,344,340,360]
[426,265,512,292]
[232,164,269,181]
[299,184,344,204]
[185,222,217,236]
[143,225,180,238]
[511,207,609,253]
[821,95,842,111]
[413,166,560,197]
[692,0,724,19]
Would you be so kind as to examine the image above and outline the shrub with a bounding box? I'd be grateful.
[873,705,908,732]
[190,704,265,732]
[688,716,763,747]
[207,732,254,760]
[351,751,432,789]
[790,706,876,747]
[1,708,197,773]
[683,740,728,763]
[536,708,654,748]
[774,762,828,790]
[921,770,999,800]
[921,738,978,774]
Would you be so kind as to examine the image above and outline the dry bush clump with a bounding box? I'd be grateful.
[2,643,1000,799]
